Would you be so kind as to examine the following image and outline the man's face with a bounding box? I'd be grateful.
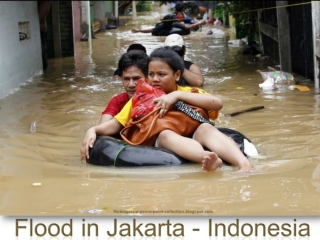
[121,66,146,98]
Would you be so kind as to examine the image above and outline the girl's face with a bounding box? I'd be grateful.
[148,60,180,93]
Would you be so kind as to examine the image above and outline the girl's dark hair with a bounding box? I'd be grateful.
[118,50,149,77]
[149,47,184,75]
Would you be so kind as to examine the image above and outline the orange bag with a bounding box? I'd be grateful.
[120,104,209,146]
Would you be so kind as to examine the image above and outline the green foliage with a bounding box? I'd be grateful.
[214,1,260,39]
[214,1,260,23]
[136,1,153,12]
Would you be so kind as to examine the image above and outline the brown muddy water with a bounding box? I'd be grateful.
[0,6,319,216]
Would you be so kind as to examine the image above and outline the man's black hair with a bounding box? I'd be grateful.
[127,43,147,53]
[170,45,186,58]
[175,2,184,12]
[118,50,149,77]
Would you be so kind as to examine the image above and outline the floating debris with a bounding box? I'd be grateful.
[30,121,36,133]
[294,85,310,92]
[86,209,103,214]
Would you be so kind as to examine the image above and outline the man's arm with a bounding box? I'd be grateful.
[183,63,204,87]
[38,1,51,21]
[132,28,153,33]
[184,20,206,30]
[98,114,113,124]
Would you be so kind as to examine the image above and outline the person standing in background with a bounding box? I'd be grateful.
[164,34,204,87]
[38,1,52,71]
[113,43,147,79]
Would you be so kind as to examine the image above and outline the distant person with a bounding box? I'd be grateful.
[174,1,195,24]
[38,1,52,71]
[175,11,184,23]
[99,49,148,124]
[164,34,204,87]
[132,14,205,36]
[194,2,209,23]
[174,1,184,22]
[113,43,147,78]
[214,17,223,26]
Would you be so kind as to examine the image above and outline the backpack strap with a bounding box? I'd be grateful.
[174,100,215,126]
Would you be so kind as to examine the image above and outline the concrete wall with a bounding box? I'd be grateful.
[105,1,113,14]
[0,1,42,99]
[312,1,320,88]
[72,1,82,42]
[93,1,106,31]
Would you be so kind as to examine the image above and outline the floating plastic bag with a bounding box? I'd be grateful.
[260,71,295,85]
[259,77,277,90]
[30,121,36,133]
[131,78,166,120]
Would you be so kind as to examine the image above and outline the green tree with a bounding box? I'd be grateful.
[136,1,153,12]
[214,1,260,40]
[214,1,259,23]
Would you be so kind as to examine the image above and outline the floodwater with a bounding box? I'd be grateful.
[0,5,319,216]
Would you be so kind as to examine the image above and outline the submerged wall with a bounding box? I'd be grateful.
[0,1,42,99]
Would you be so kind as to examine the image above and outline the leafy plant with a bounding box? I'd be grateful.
[136,1,153,12]
[215,1,260,39]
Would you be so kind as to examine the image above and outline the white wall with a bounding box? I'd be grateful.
[0,1,42,99]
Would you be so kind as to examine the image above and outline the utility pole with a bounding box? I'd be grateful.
[132,1,137,21]
[114,1,118,26]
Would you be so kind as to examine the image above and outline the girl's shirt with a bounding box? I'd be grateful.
[114,85,219,126]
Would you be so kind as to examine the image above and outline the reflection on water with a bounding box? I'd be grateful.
[0,6,319,216]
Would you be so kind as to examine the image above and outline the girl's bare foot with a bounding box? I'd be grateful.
[202,152,223,172]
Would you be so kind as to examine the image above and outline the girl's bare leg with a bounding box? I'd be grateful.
[194,123,254,172]
[157,130,222,171]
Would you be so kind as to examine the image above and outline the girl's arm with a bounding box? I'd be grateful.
[176,91,223,111]
[154,91,223,117]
